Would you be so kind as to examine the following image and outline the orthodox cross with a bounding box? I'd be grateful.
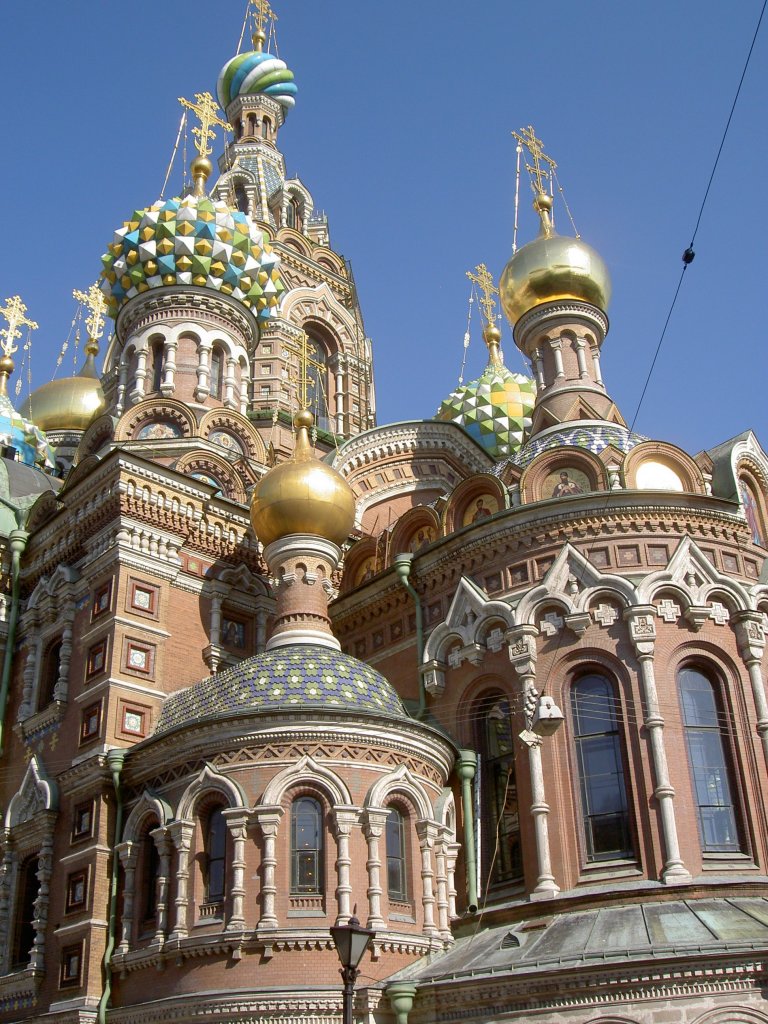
[466,264,498,326]
[178,92,229,157]
[286,331,323,411]
[0,295,38,358]
[512,124,557,195]
[72,283,108,341]
[251,0,277,36]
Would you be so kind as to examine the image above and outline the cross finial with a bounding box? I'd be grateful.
[466,264,499,326]
[287,331,323,411]
[512,125,557,196]
[0,295,38,359]
[72,283,108,341]
[250,0,277,51]
[178,92,230,158]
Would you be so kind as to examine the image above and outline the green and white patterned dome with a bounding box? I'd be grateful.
[100,193,284,321]
[437,327,536,459]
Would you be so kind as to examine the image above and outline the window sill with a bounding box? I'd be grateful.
[18,701,64,740]
[389,913,416,924]
[287,909,325,918]
[701,853,757,872]
[577,859,642,884]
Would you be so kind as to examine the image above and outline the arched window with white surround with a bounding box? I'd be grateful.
[202,805,228,910]
[678,665,743,854]
[290,796,323,894]
[386,806,408,902]
[209,347,224,401]
[571,672,633,862]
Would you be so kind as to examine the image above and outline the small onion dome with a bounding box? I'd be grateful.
[0,357,56,470]
[154,645,406,735]
[436,324,536,459]
[99,188,284,321]
[217,49,297,110]
[250,409,355,547]
[20,339,105,433]
[499,193,611,326]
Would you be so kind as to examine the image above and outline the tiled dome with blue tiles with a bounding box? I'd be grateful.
[508,422,647,469]
[155,645,407,734]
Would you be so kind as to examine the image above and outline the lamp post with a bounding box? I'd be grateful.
[330,915,375,1024]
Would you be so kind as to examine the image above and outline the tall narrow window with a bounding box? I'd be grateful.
[261,117,271,139]
[475,694,522,885]
[209,348,223,401]
[142,831,160,924]
[38,639,62,709]
[386,808,407,901]
[571,673,633,861]
[679,666,742,853]
[234,184,248,215]
[203,806,227,905]
[151,341,164,392]
[291,797,323,894]
[305,335,331,433]
[11,855,39,970]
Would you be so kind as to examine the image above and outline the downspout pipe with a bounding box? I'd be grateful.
[393,553,426,719]
[456,750,479,913]
[98,748,126,1024]
[0,525,29,758]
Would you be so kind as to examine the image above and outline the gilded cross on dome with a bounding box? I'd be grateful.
[512,125,557,196]
[466,264,498,327]
[250,0,277,51]
[0,295,38,358]
[72,283,107,341]
[178,92,229,157]
[287,331,323,411]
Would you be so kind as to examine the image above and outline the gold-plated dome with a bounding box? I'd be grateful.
[499,194,611,326]
[20,339,106,432]
[250,409,356,547]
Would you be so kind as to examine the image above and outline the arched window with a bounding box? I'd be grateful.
[203,806,228,906]
[679,666,742,853]
[386,807,407,901]
[141,831,160,925]
[291,797,323,894]
[261,117,271,139]
[209,347,224,401]
[151,340,164,393]
[305,334,331,433]
[38,639,62,709]
[11,855,39,970]
[285,200,296,229]
[234,183,248,215]
[571,673,633,861]
[474,694,522,885]
[739,477,765,547]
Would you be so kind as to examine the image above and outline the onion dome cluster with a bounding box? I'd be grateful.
[437,325,536,459]
[217,50,297,110]
[500,194,611,326]
[100,194,284,321]
[250,409,356,547]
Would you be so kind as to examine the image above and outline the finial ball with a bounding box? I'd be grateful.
[483,324,502,346]
[534,192,553,213]
[191,155,213,181]
[294,408,314,431]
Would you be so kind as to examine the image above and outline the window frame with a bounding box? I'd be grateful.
[290,795,324,895]
[202,804,228,909]
[385,805,408,903]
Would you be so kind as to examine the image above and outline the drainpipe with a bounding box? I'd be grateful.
[98,748,126,1024]
[0,524,29,758]
[393,553,426,719]
[456,750,478,913]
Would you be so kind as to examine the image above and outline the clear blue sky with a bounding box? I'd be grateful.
[1,1,765,457]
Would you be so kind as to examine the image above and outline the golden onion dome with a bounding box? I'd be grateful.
[20,339,105,432]
[250,409,355,547]
[499,193,611,326]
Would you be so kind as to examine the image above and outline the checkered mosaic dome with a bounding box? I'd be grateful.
[436,364,536,459]
[99,195,284,321]
[155,645,407,735]
[217,50,297,110]
[510,422,648,469]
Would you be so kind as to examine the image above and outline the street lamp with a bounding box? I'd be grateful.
[330,915,375,1024]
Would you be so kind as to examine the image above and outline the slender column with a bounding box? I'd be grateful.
[733,611,768,770]
[533,346,546,390]
[433,832,451,940]
[116,841,137,953]
[167,820,194,940]
[507,626,559,898]
[0,838,15,974]
[240,370,250,416]
[549,338,564,379]
[54,609,74,701]
[625,607,690,883]
[161,339,177,396]
[334,357,345,435]
[150,827,172,945]
[18,634,40,720]
[224,357,237,409]
[29,827,54,972]
[256,608,268,654]
[361,808,386,930]
[574,337,588,378]
[446,841,460,920]
[223,810,249,931]
[194,340,212,401]
[590,339,604,385]
[116,359,129,416]
[254,807,283,929]
[333,807,359,925]
[129,348,148,404]
[415,821,439,936]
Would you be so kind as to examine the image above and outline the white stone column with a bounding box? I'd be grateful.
[116,841,137,953]
[574,337,588,378]
[130,348,148,405]
[18,634,40,720]
[549,338,564,379]
[415,821,439,936]
[333,807,359,925]
[116,359,129,417]
[254,806,283,929]
[533,346,546,390]
[151,827,172,945]
[625,606,691,883]
[446,840,460,921]
[29,828,54,973]
[733,611,768,771]
[223,810,249,931]
[433,831,451,940]
[167,820,195,941]
[54,608,74,702]
[507,626,559,899]
[194,340,212,402]
[361,808,387,930]
[590,339,604,385]
[161,339,177,397]
[224,357,237,408]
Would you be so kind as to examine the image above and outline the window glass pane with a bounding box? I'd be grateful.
[386,809,407,900]
[205,807,227,903]
[476,696,522,884]
[12,856,39,969]
[291,798,323,893]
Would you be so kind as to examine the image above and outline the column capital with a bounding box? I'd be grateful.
[733,609,766,662]
[624,605,657,655]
